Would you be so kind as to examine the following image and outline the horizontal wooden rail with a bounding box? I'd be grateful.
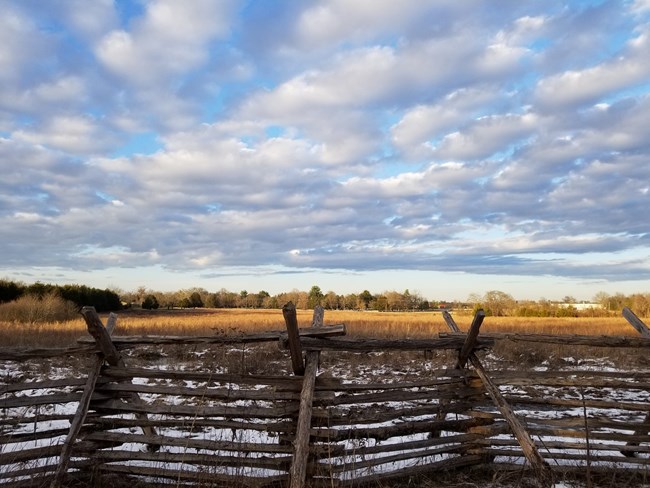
[440,331,650,347]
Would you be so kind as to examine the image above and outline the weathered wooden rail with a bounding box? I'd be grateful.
[2,306,650,487]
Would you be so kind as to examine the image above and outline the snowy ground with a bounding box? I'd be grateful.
[2,344,650,487]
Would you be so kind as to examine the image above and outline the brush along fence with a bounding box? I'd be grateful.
[2,306,650,487]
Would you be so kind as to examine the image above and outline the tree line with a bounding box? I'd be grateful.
[122,285,649,317]
[0,279,121,312]
[2,278,649,317]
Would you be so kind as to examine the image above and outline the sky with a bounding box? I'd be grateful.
[2,0,650,302]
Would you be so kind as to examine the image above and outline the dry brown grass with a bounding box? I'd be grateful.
[0,307,639,348]
[0,308,640,345]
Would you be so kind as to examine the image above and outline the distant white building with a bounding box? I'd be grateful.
[558,302,602,310]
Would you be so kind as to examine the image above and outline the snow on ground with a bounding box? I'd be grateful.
[2,346,650,486]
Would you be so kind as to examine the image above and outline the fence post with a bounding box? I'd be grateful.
[289,351,319,488]
[283,302,305,375]
[80,307,158,448]
[442,311,551,484]
[622,307,650,457]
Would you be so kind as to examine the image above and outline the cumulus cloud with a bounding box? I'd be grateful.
[13,114,120,154]
[96,0,236,85]
[2,0,650,292]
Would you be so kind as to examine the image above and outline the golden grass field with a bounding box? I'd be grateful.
[0,307,639,349]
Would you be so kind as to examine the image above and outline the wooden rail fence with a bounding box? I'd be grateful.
[2,306,650,487]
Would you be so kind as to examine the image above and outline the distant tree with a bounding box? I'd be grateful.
[189,292,204,308]
[256,290,271,308]
[483,290,516,316]
[323,291,339,310]
[374,295,388,312]
[359,290,373,310]
[142,294,159,310]
[593,291,611,310]
[26,282,57,297]
[342,293,358,310]
[0,279,24,303]
[308,285,324,309]
[385,291,403,311]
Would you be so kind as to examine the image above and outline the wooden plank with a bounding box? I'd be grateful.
[0,428,71,446]
[0,392,85,409]
[623,307,650,338]
[79,323,347,347]
[440,331,650,348]
[290,351,319,488]
[95,381,302,401]
[0,345,96,361]
[471,355,550,478]
[311,305,325,327]
[329,444,466,473]
[81,431,293,454]
[313,385,480,407]
[50,355,103,487]
[335,433,479,457]
[298,336,494,351]
[339,454,484,487]
[622,307,650,458]
[92,463,288,488]
[90,397,299,418]
[283,302,305,375]
[50,312,120,486]
[90,449,292,469]
[0,445,63,465]
[310,417,492,442]
[88,416,294,433]
[80,306,157,446]
[442,311,551,481]
[0,377,88,395]
[457,309,485,368]
[476,437,650,453]
[479,447,650,466]
[99,365,308,387]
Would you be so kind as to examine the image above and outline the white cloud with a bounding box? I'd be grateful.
[96,0,236,86]
[0,7,53,83]
[57,0,119,42]
[295,0,461,48]
[2,1,650,294]
[432,113,538,160]
[535,25,650,109]
[13,115,119,154]
[391,87,497,156]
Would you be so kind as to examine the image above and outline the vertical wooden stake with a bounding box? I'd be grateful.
[80,307,158,447]
[443,311,551,483]
[50,355,103,488]
[283,302,305,375]
[457,309,485,369]
[311,305,324,328]
[289,351,319,488]
[622,307,650,457]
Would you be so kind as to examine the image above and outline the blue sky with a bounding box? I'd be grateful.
[2,0,650,301]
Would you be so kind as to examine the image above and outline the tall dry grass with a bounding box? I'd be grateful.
[0,307,640,348]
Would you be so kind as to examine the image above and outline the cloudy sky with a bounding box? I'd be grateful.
[2,0,650,301]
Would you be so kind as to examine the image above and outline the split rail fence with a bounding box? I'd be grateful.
[2,305,650,487]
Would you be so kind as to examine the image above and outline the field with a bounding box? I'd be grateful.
[1,308,644,370]
[3,308,650,487]
[0,307,639,345]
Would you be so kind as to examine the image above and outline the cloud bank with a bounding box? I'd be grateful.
[1,1,649,298]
